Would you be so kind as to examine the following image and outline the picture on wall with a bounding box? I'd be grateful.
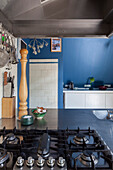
[51,38,62,52]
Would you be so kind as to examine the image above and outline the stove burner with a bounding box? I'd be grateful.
[73,133,89,145]
[5,133,19,144]
[79,151,98,167]
[0,148,9,167]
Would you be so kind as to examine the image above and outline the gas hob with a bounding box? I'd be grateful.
[0,127,112,170]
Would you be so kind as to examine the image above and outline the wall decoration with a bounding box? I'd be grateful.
[51,38,61,52]
[28,39,48,55]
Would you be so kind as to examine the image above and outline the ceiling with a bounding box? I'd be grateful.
[0,0,113,37]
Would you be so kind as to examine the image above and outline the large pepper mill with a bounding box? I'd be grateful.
[19,49,28,119]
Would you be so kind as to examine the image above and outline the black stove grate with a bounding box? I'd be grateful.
[0,127,112,169]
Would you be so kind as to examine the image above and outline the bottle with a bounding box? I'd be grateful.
[69,81,74,90]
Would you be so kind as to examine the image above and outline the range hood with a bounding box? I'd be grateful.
[0,0,113,37]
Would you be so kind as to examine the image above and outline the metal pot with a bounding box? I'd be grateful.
[0,49,9,68]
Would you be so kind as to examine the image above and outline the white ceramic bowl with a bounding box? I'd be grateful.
[93,110,108,119]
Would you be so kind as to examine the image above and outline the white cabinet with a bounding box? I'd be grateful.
[106,94,113,108]
[65,93,85,108]
[63,90,113,109]
[86,93,105,108]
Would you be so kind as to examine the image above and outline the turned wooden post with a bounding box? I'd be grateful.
[19,49,28,119]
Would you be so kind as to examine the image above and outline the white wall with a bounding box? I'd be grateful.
[0,64,17,118]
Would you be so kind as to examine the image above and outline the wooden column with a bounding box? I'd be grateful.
[19,49,28,119]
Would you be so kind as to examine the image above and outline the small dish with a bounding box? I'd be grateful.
[21,115,34,126]
[32,108,47,119]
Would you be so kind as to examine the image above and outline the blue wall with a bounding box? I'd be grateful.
[63,38,113,87]
[18,37,113,110]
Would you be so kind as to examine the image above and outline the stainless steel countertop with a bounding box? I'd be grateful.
[1,109,113,152]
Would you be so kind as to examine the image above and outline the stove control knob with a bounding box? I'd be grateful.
[57,157,65,167]
[16,156,24,167]
[26,157,34,167]
[47,156,55,167]
[37,156,45,167]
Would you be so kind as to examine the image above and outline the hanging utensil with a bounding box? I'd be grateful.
[0,49,9,68]
[4,72,8,86]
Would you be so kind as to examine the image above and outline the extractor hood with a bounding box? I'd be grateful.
[0,0,113,37]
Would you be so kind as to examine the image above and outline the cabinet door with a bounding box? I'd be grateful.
[65,93,85,108]
[86,93,105,108]
[106,94,113,108]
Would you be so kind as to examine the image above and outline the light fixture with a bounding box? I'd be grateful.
[28,39,48,55]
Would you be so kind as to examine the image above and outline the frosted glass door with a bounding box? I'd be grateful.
[29,60,58,108]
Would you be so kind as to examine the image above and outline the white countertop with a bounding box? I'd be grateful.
[63,88,113,93]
